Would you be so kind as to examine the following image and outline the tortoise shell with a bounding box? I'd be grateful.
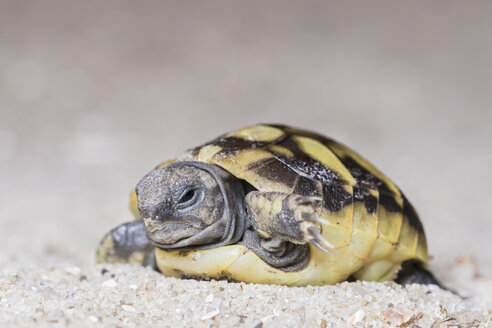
[132,124,428,286]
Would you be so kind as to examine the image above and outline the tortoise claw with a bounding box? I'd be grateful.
[301,212,329,225]
[310,239,332,253]
[307,227,333,252]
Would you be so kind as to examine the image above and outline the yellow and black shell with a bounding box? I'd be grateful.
[131,124,428,286]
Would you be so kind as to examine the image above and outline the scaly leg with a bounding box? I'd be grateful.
[395,260,445,287]
[245,191,333,254]
[96,221,156,269]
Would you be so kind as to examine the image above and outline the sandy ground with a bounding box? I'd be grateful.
[1,1,492,326]
[1,264,491,327]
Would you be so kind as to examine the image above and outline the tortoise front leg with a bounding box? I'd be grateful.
[96,221,156,269]
[245,191,333,255]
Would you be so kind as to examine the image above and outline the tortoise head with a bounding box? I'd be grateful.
[136,161,247,250]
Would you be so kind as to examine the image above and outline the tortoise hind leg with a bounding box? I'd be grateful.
[96,221,156,269]
[394,260,444,288]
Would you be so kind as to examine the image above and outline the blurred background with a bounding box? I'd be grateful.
[1,1,491,283]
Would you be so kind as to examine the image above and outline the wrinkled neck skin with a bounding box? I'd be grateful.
[147,161,248,252]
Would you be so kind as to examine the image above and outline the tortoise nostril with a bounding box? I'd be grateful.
[143,204,162,221]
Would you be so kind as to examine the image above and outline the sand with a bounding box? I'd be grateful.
[1,264,490,328]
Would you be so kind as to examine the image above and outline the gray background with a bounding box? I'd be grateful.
[1,1,491,279]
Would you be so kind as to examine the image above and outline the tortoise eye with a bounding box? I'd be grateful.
[180,190,195,203]
[176,188,202,211]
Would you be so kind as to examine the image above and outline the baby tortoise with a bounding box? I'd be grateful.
[97,124,441,286]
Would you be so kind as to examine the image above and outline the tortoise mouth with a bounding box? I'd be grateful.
[150,239,185,249]
[145,221,202,248]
